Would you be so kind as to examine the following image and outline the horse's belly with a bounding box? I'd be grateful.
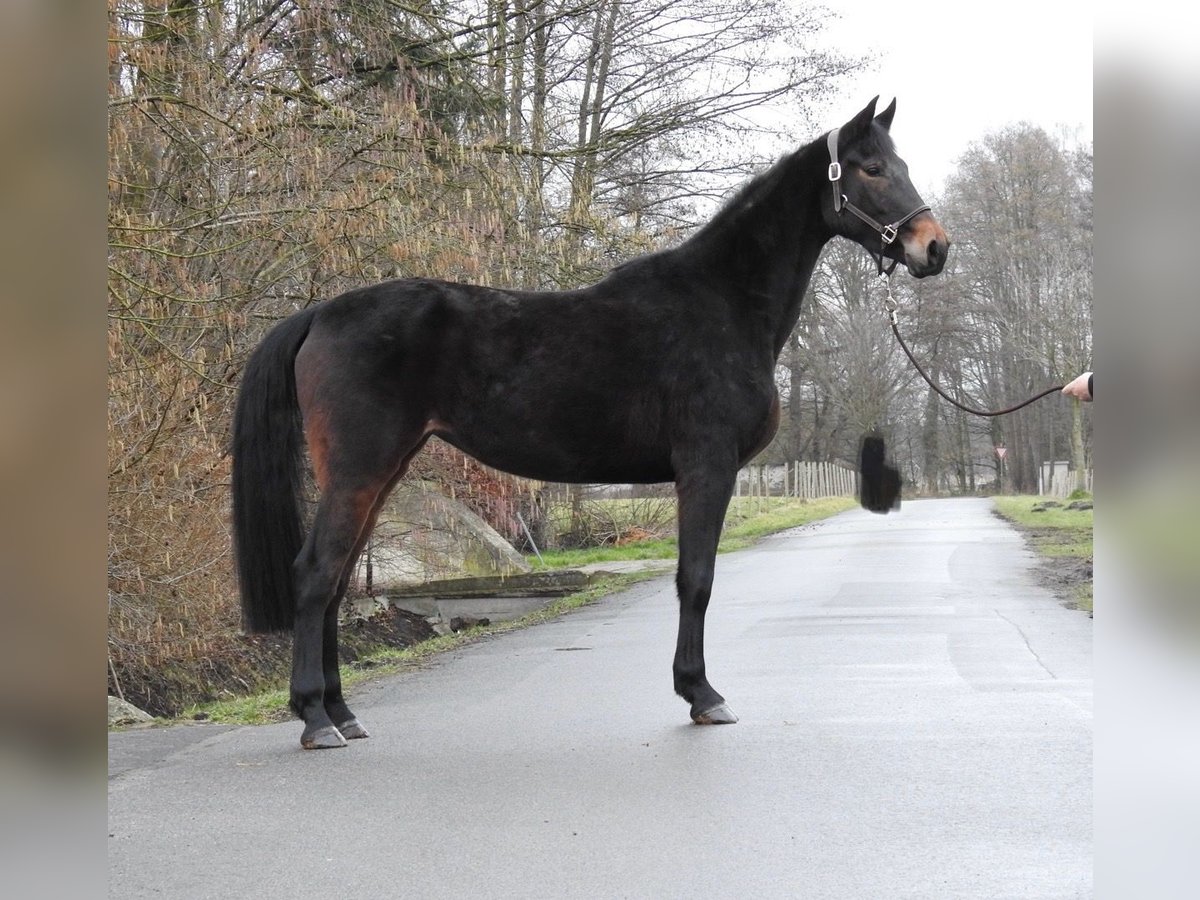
[434,420,674,485]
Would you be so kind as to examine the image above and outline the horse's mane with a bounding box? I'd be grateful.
[682,120,895,253]
[688,143,823,246]
[604,119,894,278]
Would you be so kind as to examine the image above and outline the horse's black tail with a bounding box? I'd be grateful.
[231,306,319,633]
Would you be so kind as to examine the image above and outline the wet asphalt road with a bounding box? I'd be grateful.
[108,498,1092,898]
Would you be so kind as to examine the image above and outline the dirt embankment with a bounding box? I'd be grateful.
[111,605,436,719]
[995,501,1093,613]
[1029,544,1093,610]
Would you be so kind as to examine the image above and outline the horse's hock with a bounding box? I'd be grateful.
[351,482,531,590]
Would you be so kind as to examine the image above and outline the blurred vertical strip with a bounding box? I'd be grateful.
[1097,7,1200,898]
[0,0,106,898]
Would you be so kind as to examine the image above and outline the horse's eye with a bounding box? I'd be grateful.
[863,164,883,177]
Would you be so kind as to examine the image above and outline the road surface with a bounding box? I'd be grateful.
[108,498,1092,898]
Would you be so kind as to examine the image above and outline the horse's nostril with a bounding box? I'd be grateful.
[927,239,943,264]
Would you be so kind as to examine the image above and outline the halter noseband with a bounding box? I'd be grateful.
[827,126,930,276]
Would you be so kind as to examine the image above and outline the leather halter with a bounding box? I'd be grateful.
[826,126,930,275]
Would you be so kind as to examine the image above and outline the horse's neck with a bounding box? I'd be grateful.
[767,238,826,357]
[685,151,832,358]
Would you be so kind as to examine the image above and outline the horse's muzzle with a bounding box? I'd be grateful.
[902,213,950,278]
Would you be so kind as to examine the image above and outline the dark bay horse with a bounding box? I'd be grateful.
[232,97,949,748]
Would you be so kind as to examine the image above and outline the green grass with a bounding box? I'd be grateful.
[528,538,680,570]
[993,495,1092,534]
[993,495,1093,612]
[1075,583,1094,612]
[187,688,292,726]
[528,496,857,570]
[720,496,857,549]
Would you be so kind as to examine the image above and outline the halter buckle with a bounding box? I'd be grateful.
[881,224,899,245]
[827,162,841,182]
[882,274,898,324]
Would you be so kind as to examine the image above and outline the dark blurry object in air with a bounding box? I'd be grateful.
[859,431,901,513]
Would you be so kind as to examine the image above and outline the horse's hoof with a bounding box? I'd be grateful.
[692,703,739,725]
[338,718,370,740]
[301,725,347,749]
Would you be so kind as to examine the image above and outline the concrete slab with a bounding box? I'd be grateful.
[388,594,562,623]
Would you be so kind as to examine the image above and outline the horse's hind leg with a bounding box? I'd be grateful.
[290,483,383,749]
[315,499,385,742]
[319,444,427,741]
[290,389,428,749]
[319,560,370,741]
[672,460,739,725]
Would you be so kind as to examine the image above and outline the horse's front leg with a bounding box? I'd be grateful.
[672,464,739,724]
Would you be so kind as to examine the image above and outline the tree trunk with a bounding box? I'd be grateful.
[1069,398,1086,493]
[568,0,620,228]
[507,0,527,144]
[922,381,940,494]
[786,334,805,460]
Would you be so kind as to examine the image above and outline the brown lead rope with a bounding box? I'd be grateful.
[882,278,1065,418]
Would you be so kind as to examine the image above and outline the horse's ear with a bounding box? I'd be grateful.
[875,97,896,132]
[842,96,879,142]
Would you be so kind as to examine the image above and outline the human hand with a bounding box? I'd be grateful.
[1062,372,1092,402]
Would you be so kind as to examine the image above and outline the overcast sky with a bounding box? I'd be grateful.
[817,0,1093,196]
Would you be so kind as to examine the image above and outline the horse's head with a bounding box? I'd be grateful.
[824,97,949,279]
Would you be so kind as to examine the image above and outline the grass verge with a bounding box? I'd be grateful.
[529,496,857,570]
[993,495,1093,612]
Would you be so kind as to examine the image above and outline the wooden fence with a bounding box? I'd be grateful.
[1038,462,1094,499]
[735,461,858,500]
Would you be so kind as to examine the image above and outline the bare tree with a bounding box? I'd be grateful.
[107,0,865,710]
[938,125,1092,493]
